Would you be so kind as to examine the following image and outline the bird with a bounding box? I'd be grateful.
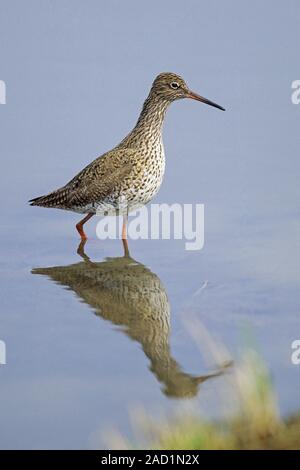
[29,73,225,243]
[32,241,231,398]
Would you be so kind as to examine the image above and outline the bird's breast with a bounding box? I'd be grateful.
[116,142,166,211]
[136,142,165,196]
[91,142,166,216]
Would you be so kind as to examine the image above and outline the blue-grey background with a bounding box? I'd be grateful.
[0,0,299,449]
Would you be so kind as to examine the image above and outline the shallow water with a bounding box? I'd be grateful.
[1,0,300,449]
[0,207,299,448]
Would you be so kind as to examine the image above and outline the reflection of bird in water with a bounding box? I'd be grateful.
[32,242,230,398]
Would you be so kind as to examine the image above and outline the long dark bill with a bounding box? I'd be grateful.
[188,90,225,111]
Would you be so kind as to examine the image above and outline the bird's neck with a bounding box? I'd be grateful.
[120,93,170,148]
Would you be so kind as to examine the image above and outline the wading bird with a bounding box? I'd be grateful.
[29,73,224,244]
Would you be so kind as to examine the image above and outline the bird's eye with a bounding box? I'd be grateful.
[170,81,180,90]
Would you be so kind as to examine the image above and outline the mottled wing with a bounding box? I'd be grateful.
[29,148,135,209]
[68,149,133,206]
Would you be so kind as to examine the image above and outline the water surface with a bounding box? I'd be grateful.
[1,0,300,449]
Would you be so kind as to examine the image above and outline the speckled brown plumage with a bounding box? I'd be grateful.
[29,72,224,238]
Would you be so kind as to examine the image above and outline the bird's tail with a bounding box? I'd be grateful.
[29,187,70,208]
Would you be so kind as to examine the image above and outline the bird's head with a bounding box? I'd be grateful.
[150,72,225,111]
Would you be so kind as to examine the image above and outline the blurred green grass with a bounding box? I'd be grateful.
[112,350,300,450]
[150,352,300,450]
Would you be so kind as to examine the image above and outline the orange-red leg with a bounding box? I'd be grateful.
[76,213,94,240]
[122,214,128,240]
[122,214,129,256]
[122,239,130,257]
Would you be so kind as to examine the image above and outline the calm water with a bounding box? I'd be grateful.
[0,206,299,449]
[1,0,300,450]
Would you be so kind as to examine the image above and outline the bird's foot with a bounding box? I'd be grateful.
[76,239,91,261]
[122,238,130,257]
